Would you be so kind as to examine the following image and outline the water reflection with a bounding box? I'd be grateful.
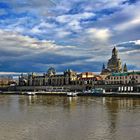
[0,95,140,140]
[104,97,140,109]
[17,95,140,109]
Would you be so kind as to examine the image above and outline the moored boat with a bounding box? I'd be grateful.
[26,92,36,95]
[67,92,77,97]
[91,88,105,94]
[83,88,105,94]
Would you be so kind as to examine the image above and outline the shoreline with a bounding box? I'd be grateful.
[0,91,140,98]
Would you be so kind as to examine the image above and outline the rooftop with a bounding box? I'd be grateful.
[111,71,140,76]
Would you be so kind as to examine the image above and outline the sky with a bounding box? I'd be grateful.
[0,0,140,73]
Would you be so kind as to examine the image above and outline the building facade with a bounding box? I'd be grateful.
[105,71,140,85]
[18,68,104,91]
[0,76,16,87]
[19,68,77,87]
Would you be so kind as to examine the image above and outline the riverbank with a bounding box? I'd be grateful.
[1,91,140,98]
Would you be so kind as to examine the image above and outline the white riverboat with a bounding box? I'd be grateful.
[26,92,36,95]
[91,88,105,94]
[67,92,77,97]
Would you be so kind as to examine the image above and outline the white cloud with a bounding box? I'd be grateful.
[0,30,63,57]
[115,17,140,31]
[133,40,140,45]
[0,72,22,75]
[0,29,79,59]
[56,12,95,23]
[87,28,112,42]
[67,20,81,31]
[56,30,71,38]
[30,21,56,34]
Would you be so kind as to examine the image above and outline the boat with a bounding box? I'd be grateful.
[83,90,91,94]
[91,88,105,94]
[26,92,36,95]
[67,92,77,97]
[83,88,105,94]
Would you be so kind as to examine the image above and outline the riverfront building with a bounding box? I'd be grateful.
[19,68,102,88]
[18,47,140,92]
[102,71,140,92]
[0,76,16,87]
[105,71,140,85]
[78,72,103,87]
[19,68,77,87]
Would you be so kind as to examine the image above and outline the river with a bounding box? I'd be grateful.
[0,95,140,140]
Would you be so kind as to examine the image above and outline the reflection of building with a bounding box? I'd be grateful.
[101,47,128,75]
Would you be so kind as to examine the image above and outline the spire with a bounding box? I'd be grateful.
[102,63,105,70]
[123,63,127,72]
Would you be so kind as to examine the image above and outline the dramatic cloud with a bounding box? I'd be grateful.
[0,0,140,72]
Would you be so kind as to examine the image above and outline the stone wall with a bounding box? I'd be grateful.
[15,85,85,92]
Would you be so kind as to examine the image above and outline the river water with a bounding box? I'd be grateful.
[0,95,140,140]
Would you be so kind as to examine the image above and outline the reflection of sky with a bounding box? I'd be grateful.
[0,0,140,72]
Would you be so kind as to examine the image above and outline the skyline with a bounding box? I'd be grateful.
[0,0,140,73]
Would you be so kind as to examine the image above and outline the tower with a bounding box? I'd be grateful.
[123,63,128,72]
[102,63,105,70]
[100,63,111,75]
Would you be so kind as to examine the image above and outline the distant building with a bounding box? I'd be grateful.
[19,68,77,86]
[105,71,140,85]
[18,68,104,91]
[101,47,128,75]
[0,76,16,86]
[77,72,103,90]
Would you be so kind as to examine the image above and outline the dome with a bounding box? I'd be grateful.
[47,67,56,76]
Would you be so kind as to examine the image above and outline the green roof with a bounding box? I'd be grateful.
[111,71,140,76]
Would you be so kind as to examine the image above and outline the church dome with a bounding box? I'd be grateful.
[47,67,56,76]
